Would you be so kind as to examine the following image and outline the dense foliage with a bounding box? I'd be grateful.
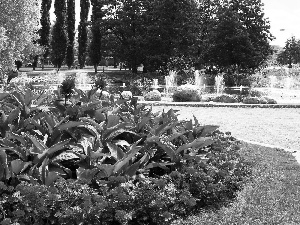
[39,0,52,68]
[50,0,67,69]
[0,82,251,224]
[78,0,90,69]
[66,0,76,69]
[0,0,41,73]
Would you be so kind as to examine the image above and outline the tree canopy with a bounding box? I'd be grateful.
[0,0,41,72]
[277,36,300,67]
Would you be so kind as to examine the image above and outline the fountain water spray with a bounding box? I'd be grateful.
[215,73,224,95]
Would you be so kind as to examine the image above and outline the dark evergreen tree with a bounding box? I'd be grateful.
[78,0,90,69]
[50,0,67,69]
[39,0,52,69]
[66,0,75,69]
[277,36,300,67]
[89,0,104,73]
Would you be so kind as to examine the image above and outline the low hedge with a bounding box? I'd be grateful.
[173,85,201,102]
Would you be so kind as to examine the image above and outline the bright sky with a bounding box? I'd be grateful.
[49,0,300,47]
[262,0,300,47]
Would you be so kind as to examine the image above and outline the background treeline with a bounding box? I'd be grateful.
[40,0,273,77]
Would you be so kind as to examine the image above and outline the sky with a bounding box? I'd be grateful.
[262,0,300,47]
[50,0,300,47]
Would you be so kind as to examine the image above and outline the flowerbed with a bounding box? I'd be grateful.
[0,82,251,224]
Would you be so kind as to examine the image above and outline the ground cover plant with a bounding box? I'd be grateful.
[0,82,251,224]
[172,142,300,224]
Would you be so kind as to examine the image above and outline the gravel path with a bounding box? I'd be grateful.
[152,106,300,151]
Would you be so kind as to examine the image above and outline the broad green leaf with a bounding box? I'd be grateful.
[6,108,20,124]
[0,147,27,161]
[185,120,193,130]
[152,122,170,136]
[24,89,33,106]
[176,137,214,154]
[35,139,71,164]
[146,136,160,143]
[35,92,48,106]
[80,117,104,132]
[146,162,172,170]
[107,115,120,128]
[76,167,98,184]
[26,134,48,154]
[113,141,142,175]
[0,150,10,180]
[107,142,125,160]
[11,159,30,175]
[125,160,140,177]
[45,172,60,186]
[41,157,49,184]
[11,91,24,108]
[167,132,187,142]
[156,141,176,161]
[193,115,199,126]
[97,164,114,177]
[196,125,219,137]
[0,92,9,101]
[7,132,26,145]
[137,116,151,132]
[57,121,86,131]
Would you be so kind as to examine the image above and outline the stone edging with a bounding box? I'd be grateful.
[138,101,300,108]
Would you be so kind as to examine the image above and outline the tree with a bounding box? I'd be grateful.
[203,0,273,85]
[39,0,52,69]
[277,36,300,67]
[89,0,105,73]
[51,0,67,69]
[0,0,41,76]
[78,0,90,69]
[103,0,200,73]
[66,0,75,69]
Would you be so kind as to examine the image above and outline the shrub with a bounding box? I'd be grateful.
[260,96,277,104]
[243,96,260,104]
[144,90,161,101]
[201,95,214,102]
[173,85,201,102]
[213,94,238,103]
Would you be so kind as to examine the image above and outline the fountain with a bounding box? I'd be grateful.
[75,72,92,91]
[194,70,203,87]
[165,70,177,94]
[152,79,159,90]
[215,73,224,95]
[269,75,276,90]
[285,76,293,89]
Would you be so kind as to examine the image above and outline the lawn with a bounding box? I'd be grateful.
[172,142,300,224]
[152,106,300,151]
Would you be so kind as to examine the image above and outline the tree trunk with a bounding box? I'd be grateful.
[94,64,98,73]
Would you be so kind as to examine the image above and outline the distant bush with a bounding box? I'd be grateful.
[144,90,161,101]
[213,94,238,103]
[243,96,260,104]
[260,96,277,104]
[173,85,201,102]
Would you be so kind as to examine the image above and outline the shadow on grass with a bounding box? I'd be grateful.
[173,142,300,224]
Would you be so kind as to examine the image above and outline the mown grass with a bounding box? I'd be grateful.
[172,142,300,225]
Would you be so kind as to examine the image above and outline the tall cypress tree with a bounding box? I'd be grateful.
[39,0,52,69]
[78,0,90,69]
[66,0,75,69]
[89,0,104,73]
[51,0,67,69]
